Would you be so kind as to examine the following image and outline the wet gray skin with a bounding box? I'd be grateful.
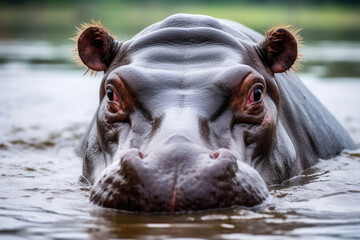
[76,14,357,212]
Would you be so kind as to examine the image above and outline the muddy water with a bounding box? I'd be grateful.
[0,41,360,240]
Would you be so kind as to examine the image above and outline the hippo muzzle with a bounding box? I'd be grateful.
[90,137,268,212]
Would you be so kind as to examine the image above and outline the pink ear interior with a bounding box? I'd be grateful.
[259,28,298,74]
[77,27,111,71]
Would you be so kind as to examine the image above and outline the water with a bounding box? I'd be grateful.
[0,40,359,240]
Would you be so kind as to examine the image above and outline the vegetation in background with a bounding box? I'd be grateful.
[0,1,359,43]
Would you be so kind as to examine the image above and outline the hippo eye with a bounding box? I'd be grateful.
[247,88,262,105]
[106,88,118,102]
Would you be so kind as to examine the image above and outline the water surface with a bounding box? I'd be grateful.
[0,41,359,240]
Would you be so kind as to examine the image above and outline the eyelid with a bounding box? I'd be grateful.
[106,77,121,89]
[213,65,254,90]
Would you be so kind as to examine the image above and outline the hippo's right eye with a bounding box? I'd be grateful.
[106,88,118,102]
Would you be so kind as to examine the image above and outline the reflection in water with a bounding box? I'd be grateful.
[0,41,359,240]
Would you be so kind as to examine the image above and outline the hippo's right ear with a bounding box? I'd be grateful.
[75,22,118,72]
[257,26,301,74]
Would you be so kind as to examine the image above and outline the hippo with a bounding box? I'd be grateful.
[75,14,357,212]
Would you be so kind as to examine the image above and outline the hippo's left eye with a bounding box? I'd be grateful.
[247,88,262,105]
[107,88,118,102]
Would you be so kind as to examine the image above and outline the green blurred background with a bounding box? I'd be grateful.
[1,0,359,42]
[1,0,359,78]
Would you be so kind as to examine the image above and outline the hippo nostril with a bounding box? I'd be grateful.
[211,151,220,159]
[208,149,239,180]
[211,149,236,160]
[210,149,237,165]
[121,148,144,160]
[120,149,146,173]
[119,149,147,180]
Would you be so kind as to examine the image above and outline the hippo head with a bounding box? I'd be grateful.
[76,14,301,212]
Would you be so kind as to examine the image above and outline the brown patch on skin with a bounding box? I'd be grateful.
[199,118,211,146]
[170,184,178,213]
[232,110,266,126]
[230,73,266,125]
[230,72,278,162]
[265,77,281,108]
[231,84,247,112]
[259,25,303,74]
[147,116,163,140]
[71,20,117,75]
[246,113,276,160]
[105,76,136,123]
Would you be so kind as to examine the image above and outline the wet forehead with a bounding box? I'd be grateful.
[122,25,251,69]
[117,30,256,90]
[129,44,243,71]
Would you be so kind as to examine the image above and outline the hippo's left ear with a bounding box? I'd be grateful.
[257,27,300,74]
[75,21,119,72]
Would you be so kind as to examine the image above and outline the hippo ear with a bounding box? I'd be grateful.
[258,27,300,74]
[76,23,118,72]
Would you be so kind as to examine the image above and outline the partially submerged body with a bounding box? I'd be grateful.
[75,14,356,212]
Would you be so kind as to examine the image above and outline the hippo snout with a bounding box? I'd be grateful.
[90,145,269,212]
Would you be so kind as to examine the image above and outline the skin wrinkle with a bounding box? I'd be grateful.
[199,117,212,147]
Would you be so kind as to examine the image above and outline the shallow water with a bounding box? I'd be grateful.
[0,41,360,240]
